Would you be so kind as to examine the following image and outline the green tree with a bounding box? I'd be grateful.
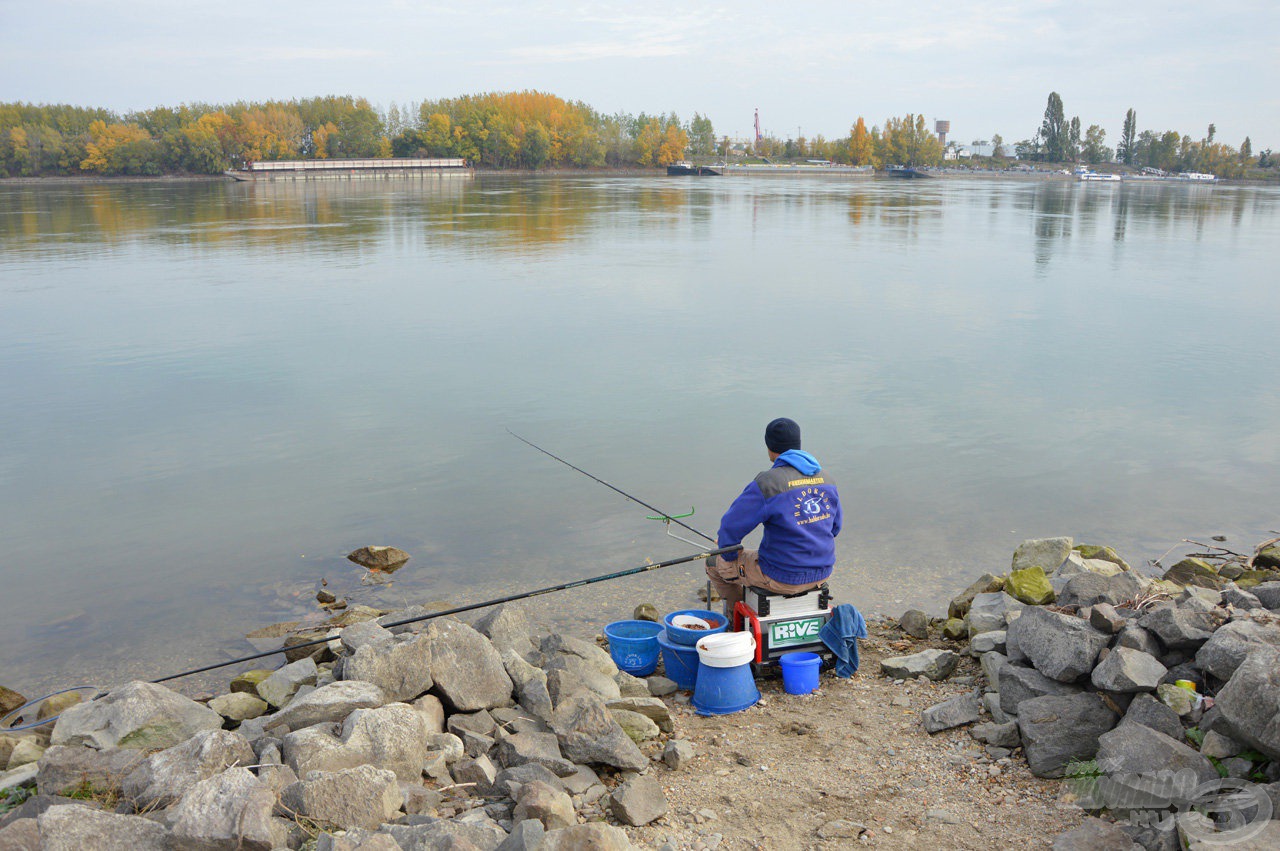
[1040,92,1068,162]
[688,113,715,156]
[1240,136,1252,163]
[1081,125,1111,164]
[1118,108,1137,165]
[991,133,1005,158]
[1068,117,1081,162]
[521,121,551,169]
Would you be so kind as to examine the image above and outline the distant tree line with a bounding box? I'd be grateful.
[1011,92,1268,178]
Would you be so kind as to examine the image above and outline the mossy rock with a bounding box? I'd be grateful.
[1256,546,1280,570]
[1006,566,1056,606]
[941,618,968,641]
[947,573,1005,620]
[1162,558,1223,589]
[36,691,82,721]
[230,669,274,695]
[1073,545,1131,572]
[1218,563,1245,581]
[1235,569,1280,589]
[633,603,661,623]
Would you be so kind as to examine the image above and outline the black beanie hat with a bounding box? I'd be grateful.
[764,418,801,453]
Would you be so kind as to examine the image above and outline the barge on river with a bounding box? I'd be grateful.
[229,157,472,182]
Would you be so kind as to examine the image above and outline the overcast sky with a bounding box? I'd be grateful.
[3,0,1277,149]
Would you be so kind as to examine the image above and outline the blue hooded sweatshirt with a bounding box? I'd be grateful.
[717,451,842,586]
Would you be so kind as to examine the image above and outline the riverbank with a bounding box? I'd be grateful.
[4,535,1277,849]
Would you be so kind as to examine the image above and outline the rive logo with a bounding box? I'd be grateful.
[771,618,822,646]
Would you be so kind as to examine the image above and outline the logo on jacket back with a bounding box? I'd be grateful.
[792,487,833,526]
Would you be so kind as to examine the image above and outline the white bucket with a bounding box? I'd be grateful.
[696,631,756,668]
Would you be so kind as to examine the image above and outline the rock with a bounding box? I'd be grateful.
[879,649,958,681]
[452,754,498,794]
[970,721,1021,748]
[545,659,621,706]
[401,784,443,815]
[540,823,634,850]
[550,692,646,772]
[998,664,1082,715]
[280,764,402,830]
[493,730,575,776]
[492,762,563,798]
[1121,694,1185,741]
[980,650,1008,690]
[605,696,673,733]
[1052,817,1141,850]
[982,692,1009,723]
[475,605,539,660]
[1195,620,1280,681]
[268,680,387,731]
[632,603,661,623]
[257,657,319,708]
[1221,586,1263,610]
[347,545,410,570]
[1258,547,1280,570]
[208,692,268,722]
[898,610,929,639]
[49,681,223,751]
[1089,603,1127,635]
[169,767,285,850]
[1252,582,1280,609]
[609,774,668,826]
[1163,557,1222,589]
[1215,645,1280,759]
[4,739,43,770]
[941,618,968,641]
[1006,606,1109,682]
[37,804,170,851]
[426,732,465,763]
[497,819,547,851]
[282,632,336,664]
[1007,566,1056,606]
[1200,730,1242,759]
[283,703,433,781]
[662,739,695,770]
[540,634,617,677]
[968,592,1025,636]
[971,631,1007,655]
[947,573,1004,620]
[501,649,553,723]
[1155,683,1198,717]
[647,676,677,697]
[428,619,514,712]
[1073,545,1132,572]
[35,692,82,722]
[1058,572,1143,609]
[1091,647,1168,693]
[609,709,659,743]
[120,729,255,808]
[1018,693,1118,778]
[339,621,395,654]
[1095,722,1218,808]
[614,671,650,698]
[382,818,508,850]
[921,692,981,733]
[341,632,434,704]
[1013,537,1073,573]
[1181,585,1223,608]
[34,745,144,796]
[0,816,40,851]
[230,670,273,695]
[512,779,575,830]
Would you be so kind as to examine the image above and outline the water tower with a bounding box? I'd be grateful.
[935,120,950,147]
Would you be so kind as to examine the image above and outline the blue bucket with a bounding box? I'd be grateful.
[692,660,760,716]
[662,609,729,646]
[603,620,664,676]
[656,629,700,690]
[779,651,822,695]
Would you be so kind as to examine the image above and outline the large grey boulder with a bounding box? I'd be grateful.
[512,779,576,830]
[879,649,958,681]
[1139,605,1221,650]
[968,592,1025,637]
[1013,537,1073,573]
[947,573,1005,619]
[540,823,634,850]
[1095,722,1218,809]
[1115,625,1163,657]
[1252,582,1280,609]
[427,619,514,712]
[37,804,170,851]
[550,692,646,771]
[493,730,576,776]
[317,831,401,851]
[49,681,222,751]
[498,819,547,851]
[120,729,255,808]
[492,762,564,798]
[280,765,403,830]
[970,721,1021,748]
[1215,645,1280,759]
[267,680,387,731]
[541,634,617,677]
[475,604,539,661]
[338,620,395,654]
[0,817,39,851]
[1052,817,1142,850]
[980,650,1008,691]
[34,745,145,797]
[169,767,286,850]
[342,632,434,703]
[1006,606,1109,682]
[545,655,622,704]
[1057,572,1143,609]
[1091,648,1168,693]
[999,664,1082,716]
[257,657,319,708]
[1120,694,1185,741]
[382,817,507,850]
[609,774,668,826]
[1194,620,1280,681]
[1017,692,1118,778]
[605,696,674,734]
[282,703,432,781]
[208,692,268,722]
[922,693,981,733]
[501,648,553,722]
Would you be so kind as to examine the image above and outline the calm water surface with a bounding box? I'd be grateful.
[1,175,1277,695]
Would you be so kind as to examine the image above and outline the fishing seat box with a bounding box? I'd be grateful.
[732,583,834,672]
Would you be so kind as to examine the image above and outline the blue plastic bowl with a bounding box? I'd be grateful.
[603,620,664,676]
[779,651,822,695]
[662,609,728,646]
[657,629,700,690]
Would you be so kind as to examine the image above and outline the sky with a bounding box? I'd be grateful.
[2,0,1278,149]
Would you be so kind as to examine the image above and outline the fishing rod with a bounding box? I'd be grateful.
[1,544,740,731]
[506,429,720,547]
